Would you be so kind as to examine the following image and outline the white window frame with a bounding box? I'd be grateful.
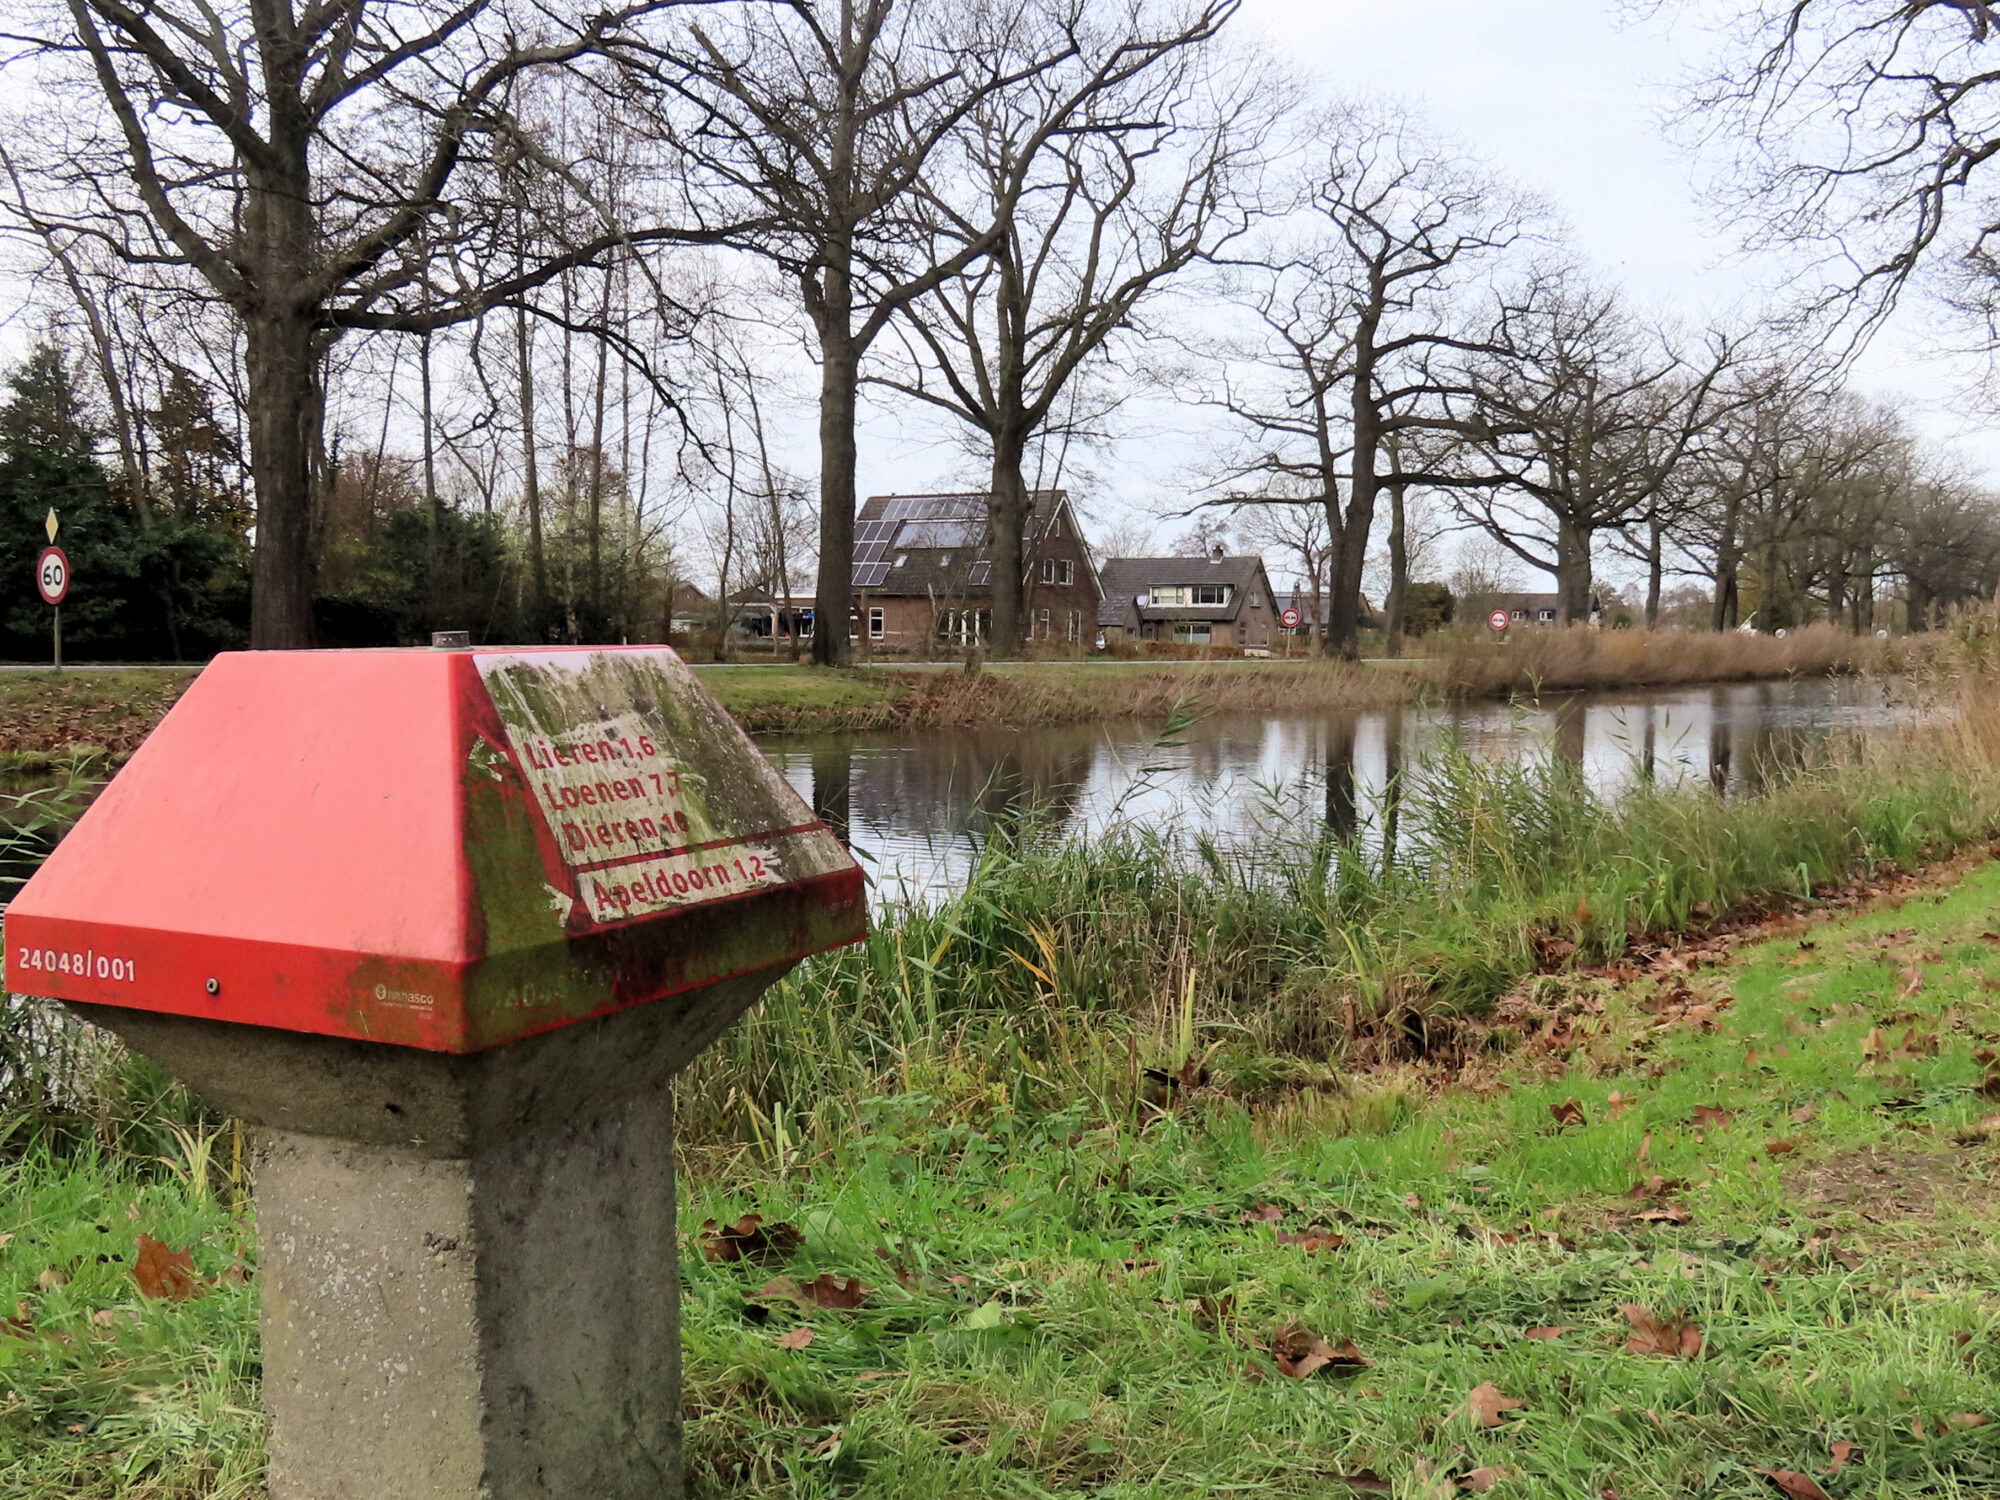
[1066,610,1079,641]
[869,606,885,639]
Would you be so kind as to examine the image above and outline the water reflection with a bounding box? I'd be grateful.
[762,679,1914,902]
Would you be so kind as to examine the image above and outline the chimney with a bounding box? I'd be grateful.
[1209,543,1224,563]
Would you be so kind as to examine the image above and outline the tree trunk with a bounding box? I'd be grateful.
[1712,491,1741,632]
[811,319,859,668]
[1644,514,1663,628]
[987,426,1029,657]
[244,308,320,648]
[1328,316,1382,659]
[1555,514,1593,625]
[515,304,547,615]
[1316,487,1341,658]
[1383,479,1407,658]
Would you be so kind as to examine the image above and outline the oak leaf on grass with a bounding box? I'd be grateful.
[1621,1303,1702,1359]
[1466,1381,1526,1428]
[699,1214,802,1265]
[133,1235,203,1301]
[1752,1469,1831,1500]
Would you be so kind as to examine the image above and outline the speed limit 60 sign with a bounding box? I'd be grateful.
[37,546,70,606]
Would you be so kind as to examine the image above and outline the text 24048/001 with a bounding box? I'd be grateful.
[17,946,135,982]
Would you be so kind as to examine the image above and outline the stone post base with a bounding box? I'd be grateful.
[77,966,788,1499]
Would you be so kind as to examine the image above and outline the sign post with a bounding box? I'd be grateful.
[5,645,867,1499]
[37,510,68,670]
[1280,606,1301,658]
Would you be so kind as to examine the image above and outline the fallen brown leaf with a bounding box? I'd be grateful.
[1523,1325,1572,1340]
[1549,1098,1586,1128]
[1457,1467,1504,1493]
[1690,1105,1733,1130]
[753,1273,872,1310]
[1242,1203,1285,1224]
[1466,1381,1526,1428]
[1331,1472,1393,1494]
[1948,1412,1989,1429]
[1828,1440,1854,1474]
[1621,1303,1702,1359]
[1635,1203,1691,1224]
[775,1325,815,1350]
[1274,1230,1345,1253]
[1764,1138,1798,1156]
[1270,1323,1370,1378]
[1606,1089,1634,1119]
[1625,1175,1687,1199]
[1752,1469,1831,1500]
[699,1214,802,1265]
[1790,1104,1817,1124]
[133,1235,203,1301]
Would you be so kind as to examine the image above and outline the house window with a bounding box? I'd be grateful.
[1039,609,1051,638]
[893,554,908,568]
[1537,609,1555,622]
[1192,583,1231,606]
[1512,610,1527,621]
[1171,622,1212,645]
[940,552,952,566]
[869,607,885,639]
[1151,585,1187,605]
[1041,558,1074,586]
[1250,591,1262,607]
[1066,610,1080,642]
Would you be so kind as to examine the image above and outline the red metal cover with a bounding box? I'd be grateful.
[3,647,865,1052]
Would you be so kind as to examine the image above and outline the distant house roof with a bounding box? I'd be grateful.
[1097,554,1270,624]
[1481,592,1600,617]
[849,490,1094,599]
[1278,586,1380,629]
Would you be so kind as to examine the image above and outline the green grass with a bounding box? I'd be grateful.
[703,664,913,721]
[687,862,2000,1496]
[9,856,2000,1495]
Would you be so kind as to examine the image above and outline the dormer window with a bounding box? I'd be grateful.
[893,554,908,567]
[940,552,953,566]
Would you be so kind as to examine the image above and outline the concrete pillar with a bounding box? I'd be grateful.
[84,966,786,1500]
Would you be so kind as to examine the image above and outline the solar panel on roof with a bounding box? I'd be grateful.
[968,562,991,585]
[854,563,891,587]
[899,520,982,549]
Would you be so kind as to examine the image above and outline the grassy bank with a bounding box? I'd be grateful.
[0,626,1903,763]
[0,671,197,778]
[1423,622,1897,697]
[9,832,2000,1494]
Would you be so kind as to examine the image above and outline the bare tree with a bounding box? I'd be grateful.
[1203,101,1538,656]
[1452,276,1743,623]
[6,0,735,645]
[874,0,1253,654]
[1680,0,2000,338]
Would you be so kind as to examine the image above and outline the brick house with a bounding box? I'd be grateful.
[848,490,1101,650]
[1479,591,1601,626]
[1096,551,1281,649]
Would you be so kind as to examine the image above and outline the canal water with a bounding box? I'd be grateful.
[759,679,1920,903]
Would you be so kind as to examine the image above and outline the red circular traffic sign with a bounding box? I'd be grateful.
[1487,608,1510,632]
[1280,607,1301,629]
[36,546,69,606]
